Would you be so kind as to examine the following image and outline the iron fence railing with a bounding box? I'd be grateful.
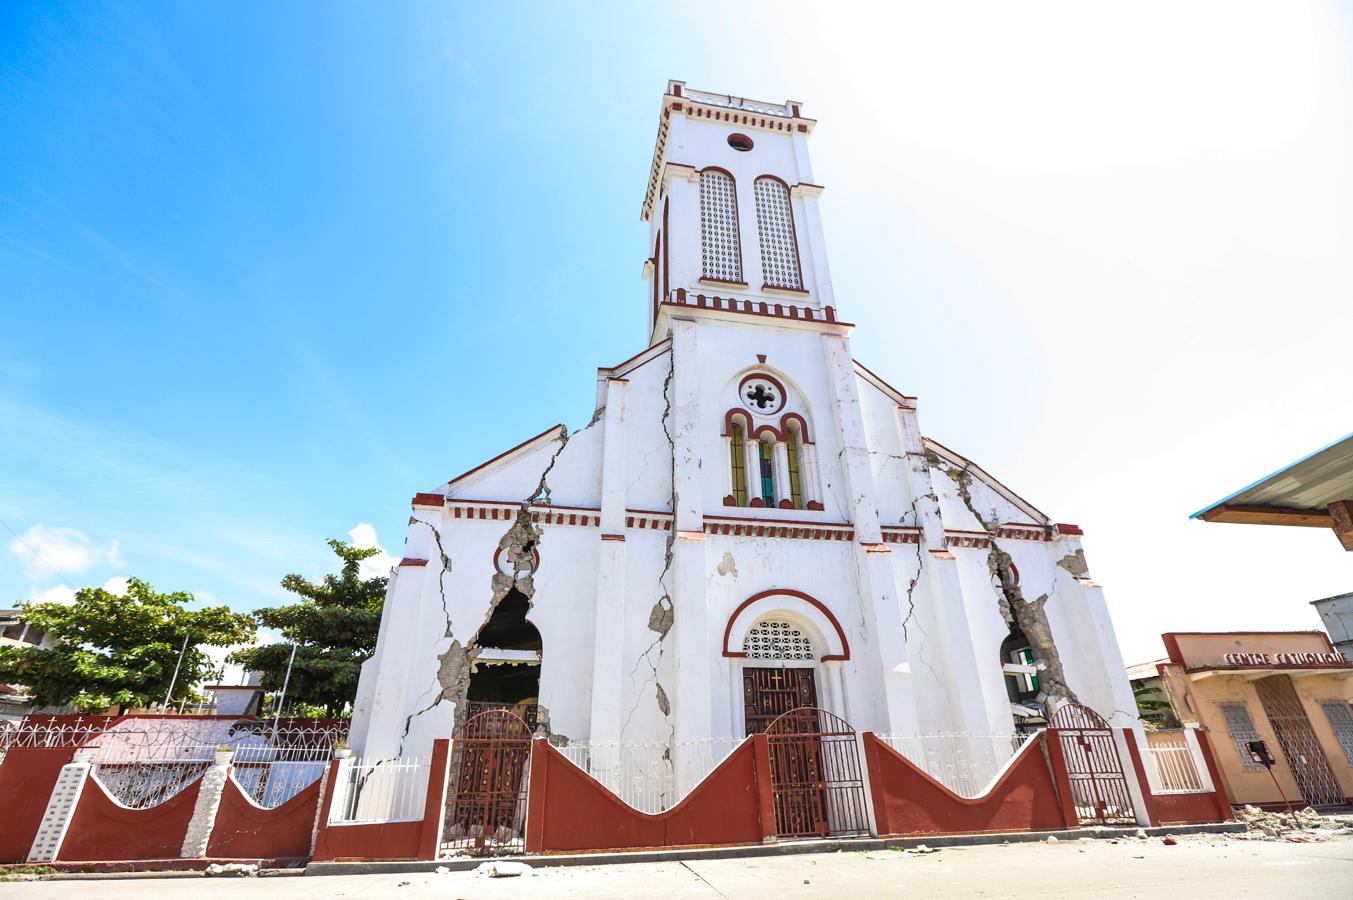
[1147,740,1206,793]
[1,717,346,810]
[556,737,744,814]
[333,756,428,823]
[875,732,1035,799]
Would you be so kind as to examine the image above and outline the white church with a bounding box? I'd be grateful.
[350,81,1139,789]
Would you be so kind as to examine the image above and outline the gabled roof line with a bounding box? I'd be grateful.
[441,424,568,492]
[923,437,1050,526]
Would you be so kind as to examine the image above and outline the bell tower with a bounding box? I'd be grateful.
[641,81,836,343]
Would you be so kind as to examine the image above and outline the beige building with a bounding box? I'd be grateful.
[1152,631,1353,809]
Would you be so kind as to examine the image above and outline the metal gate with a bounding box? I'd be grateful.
[442,709,532,856]
[765,707,869,838]
[1049,703,1135,825]
[1254,675,1343,807]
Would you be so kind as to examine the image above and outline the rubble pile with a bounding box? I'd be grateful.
[1232,805,1353,842]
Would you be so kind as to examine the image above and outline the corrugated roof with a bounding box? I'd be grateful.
[1192,431,1353,518]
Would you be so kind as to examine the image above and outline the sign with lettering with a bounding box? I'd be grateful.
[1221,651,1348,667]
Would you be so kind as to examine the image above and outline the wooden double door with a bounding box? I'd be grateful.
[743,666,817,735]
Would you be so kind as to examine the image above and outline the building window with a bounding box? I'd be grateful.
[744,619,815,661]
[753,177,802,290]
[1321,701,1353,765]
[1219,702,1264,770]
[786,431,803,509]
[699,170,742,283]
[729,419,748,507]
[758,438,775,506]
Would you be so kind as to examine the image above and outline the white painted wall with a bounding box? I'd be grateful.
[350,85,1142,766]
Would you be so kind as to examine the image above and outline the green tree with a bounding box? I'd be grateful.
[0,578,255,713]
[230,539,386,716]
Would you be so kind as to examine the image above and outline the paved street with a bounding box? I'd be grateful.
[3,834,1353,899]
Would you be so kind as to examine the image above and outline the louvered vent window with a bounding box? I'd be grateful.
[753,177,802,290]
[699,170,743,282]
[743,619,814,661]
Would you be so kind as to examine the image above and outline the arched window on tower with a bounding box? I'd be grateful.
[729,417,749,506]
[756,436,776,507]
[699,169,743,283]
[785,419,806,509]
[753,176,802,291]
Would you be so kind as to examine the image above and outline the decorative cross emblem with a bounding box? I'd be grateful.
[769,671,784,689]
[746,384,777,409]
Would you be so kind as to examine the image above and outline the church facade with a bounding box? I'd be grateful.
[349,82,1140,788]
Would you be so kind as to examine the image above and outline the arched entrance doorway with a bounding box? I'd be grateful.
[465,587,541,729]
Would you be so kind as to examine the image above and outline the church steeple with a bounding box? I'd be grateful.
[642,81,836,341]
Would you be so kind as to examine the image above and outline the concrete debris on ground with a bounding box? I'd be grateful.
[475,861,532,877]
[1183,805,1353,844]
[204,863,258,877]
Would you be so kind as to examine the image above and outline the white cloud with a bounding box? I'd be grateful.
[28,584,76,606]
[7,524,123,581]
[102,577,130,597]
[348,522,398,580]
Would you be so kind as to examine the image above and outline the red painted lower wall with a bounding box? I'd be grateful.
[205,774,321,860]
[864,732,1070,836]
[0,747,75,862]
[1150,791,1230,825]
[525,738,766,854]
[311,819,422,862]
[58,774,200,861]
[310,741,451,863]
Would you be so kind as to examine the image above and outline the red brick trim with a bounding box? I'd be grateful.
[663,291,850,328]
[399,558,428,567]
[600,534,626,542]
[411,492,445,508]
[1054,523,1084,536]
[722,588,851,660]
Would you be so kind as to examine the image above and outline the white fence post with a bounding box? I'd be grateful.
[1136,731,1164,794]
[327,750,354,823]
[28,750,92,863]
[180,748,232,858]
[1181,724,1215,793]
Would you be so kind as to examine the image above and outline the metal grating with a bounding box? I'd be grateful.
[765,707,869,838]
[1254,676,1343,806]
[754,177,802,289]
[744,619,814,661]
[443,709,532,856]
[1049,703,1135,825]
[700,170,742,282]
[1219,703,1264,771]
[1321,701,1353,765]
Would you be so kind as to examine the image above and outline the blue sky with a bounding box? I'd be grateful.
[3,3,1352,661]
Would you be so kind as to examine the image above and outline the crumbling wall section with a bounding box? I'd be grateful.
[929,453,1081,710]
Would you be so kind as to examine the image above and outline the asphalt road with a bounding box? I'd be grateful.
[3,833,1352,898]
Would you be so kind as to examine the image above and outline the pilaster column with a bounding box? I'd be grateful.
[820,334,916,734]
[670,319,711,792]
[744,440,761,505]
[358,559,429,760]
[662,157,701,293]
[27,751,92,863]
[772,441,792,508]
[791,183,834,309]
[590,378,630,746]
[181,748,232,858]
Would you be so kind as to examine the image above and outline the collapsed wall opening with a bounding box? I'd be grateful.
[465,587,542,728]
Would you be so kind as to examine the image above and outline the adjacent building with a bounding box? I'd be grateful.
[1148,632,1353,809]
[1312,592,1353,663]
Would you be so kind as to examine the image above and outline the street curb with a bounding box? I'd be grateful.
[302,822,1248,877]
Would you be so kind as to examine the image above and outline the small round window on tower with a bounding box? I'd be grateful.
[727,133,754,152]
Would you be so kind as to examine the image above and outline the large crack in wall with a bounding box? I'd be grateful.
[397,429,572,752]
[928,451,1081,710]
[620,358,677,745]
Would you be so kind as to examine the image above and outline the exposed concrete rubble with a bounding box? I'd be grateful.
[1056,548,1089,578]
[399,429,572,748]
[1227,806,1353,842]
[931,454,1080,709]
